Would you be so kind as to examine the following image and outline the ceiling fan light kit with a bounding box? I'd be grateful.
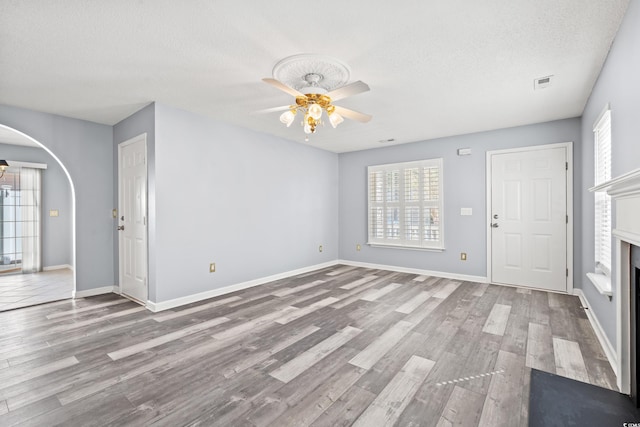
[259,54,372,139]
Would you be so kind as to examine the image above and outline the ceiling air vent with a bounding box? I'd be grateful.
[534,75,553,90]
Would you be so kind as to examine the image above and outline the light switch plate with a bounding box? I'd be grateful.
[49,209,59,217]
[460,208,473,216]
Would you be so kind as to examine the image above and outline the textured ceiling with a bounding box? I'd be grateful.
[0,0,629,153]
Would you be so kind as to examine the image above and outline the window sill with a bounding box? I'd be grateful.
[586,272,612,300]
[367,243,445,252]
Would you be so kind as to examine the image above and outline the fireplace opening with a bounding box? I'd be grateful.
[630,244,640,406]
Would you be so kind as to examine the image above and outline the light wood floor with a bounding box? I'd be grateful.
[0,269,73,312]
[0,265,616,426]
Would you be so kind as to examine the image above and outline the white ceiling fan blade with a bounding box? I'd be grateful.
[252,105,291,114]
[333,105,372,123]
[326,81,370,101]
[262,78,304,97]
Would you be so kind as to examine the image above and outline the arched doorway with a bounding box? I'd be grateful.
[0,124,76,310]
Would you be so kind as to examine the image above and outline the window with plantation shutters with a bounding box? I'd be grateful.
[368,158,444,250]
[594,109,611,276]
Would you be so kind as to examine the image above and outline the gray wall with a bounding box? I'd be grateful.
[339,118,582,278]
[153,103,339,302]
[113,103,156,300]
[0,104,114,292]
[579,0,640,346]
[0,143,72,267]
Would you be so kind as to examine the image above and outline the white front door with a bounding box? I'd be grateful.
[489,145,568,292]
[118,134,148,304]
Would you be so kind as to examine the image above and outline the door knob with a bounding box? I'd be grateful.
[493,214,499,219]
[491,223,499,228]
[117,225,125,231]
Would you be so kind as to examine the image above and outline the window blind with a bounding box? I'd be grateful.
[368,158,444,249]
[594,109,611,276]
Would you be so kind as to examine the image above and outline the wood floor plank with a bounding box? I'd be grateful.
[271,280,325,297]
[395,291,431,314]
[436,385,485,427]
[526,322,555,373]
[349,320,414,370]
[326,266,358,276]
[352,355,435,427]
[478,350,525,427]
[552,337,590,382]
[432,281,461,299]
[269,326,362,383]
[482,303,511,336]
[45,298,130,319]
[0,356,78,390]
[275,297,339,325]
[211,307,296,342]
[271,364,366,426]
[108,316,230,360]
[152,296,241,322]
[339,276,378,290]
[360,283,402,302]
[222,325,320,378]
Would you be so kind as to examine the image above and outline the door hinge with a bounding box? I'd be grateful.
[566,268,569,277]
[566,215,568,224]
[566,162,568,170]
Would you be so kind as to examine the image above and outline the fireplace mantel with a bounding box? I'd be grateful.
[590,167,640,246]
[590,167,640,394]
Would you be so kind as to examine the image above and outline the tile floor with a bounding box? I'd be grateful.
[0,268,73,311]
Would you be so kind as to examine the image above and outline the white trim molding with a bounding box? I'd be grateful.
[43,264,74,271]
[337,259,488,283]
[574,288,618,379]
[73,286,116,299]
[146,261,339,312]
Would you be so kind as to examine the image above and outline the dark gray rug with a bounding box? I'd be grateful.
[529,368,640,426]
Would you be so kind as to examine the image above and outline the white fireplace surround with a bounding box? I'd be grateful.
[591,167,640,394]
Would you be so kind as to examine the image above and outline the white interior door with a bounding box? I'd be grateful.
[118,135,147,304]
[490,146,567,292]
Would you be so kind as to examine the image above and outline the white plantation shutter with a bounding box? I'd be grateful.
[594,109,611,276]
[368,158,444,249]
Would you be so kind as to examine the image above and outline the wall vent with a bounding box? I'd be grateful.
[534,75,553,90]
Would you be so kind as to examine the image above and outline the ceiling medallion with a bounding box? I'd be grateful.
[257,54,372,140]
[272,54,351,94]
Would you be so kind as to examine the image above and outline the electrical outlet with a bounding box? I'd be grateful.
[356,244,361,251]
[318,245,323,253]
[460,253,467,261]
[209,263,216,273]
[49,209,59,217]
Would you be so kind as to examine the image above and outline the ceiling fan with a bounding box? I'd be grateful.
[257,73,372,137]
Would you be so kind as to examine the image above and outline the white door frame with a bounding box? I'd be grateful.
[486,142,574,294]
[117,133,149,304]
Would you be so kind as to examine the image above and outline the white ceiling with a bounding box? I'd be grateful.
[0,1,629,153]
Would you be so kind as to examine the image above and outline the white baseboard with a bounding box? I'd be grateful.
[73,286,116,299]
[146,260,340,312]
[43,264,73,271]
[337,259,488,283]
[574,288,618,376]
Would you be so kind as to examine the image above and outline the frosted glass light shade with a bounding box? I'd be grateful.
[329,112,344,128]
[308,104,322,120]
[303,122,312,134]
[279,110,296,127]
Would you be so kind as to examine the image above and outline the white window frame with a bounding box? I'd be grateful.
[367,158,444,251]
[593,107,612,277]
